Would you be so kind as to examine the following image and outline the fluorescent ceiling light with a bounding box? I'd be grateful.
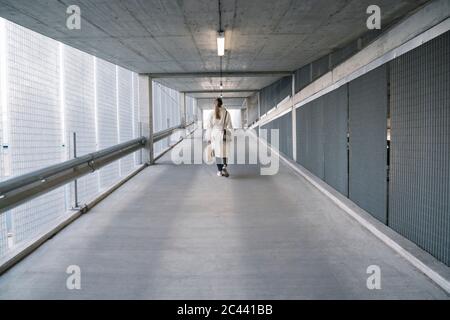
[217,32,225,56]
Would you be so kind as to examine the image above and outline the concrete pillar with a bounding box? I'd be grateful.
[138,74,154,165]
[257,91,261,135]
[245,98,249,128]
[180,92,186,126]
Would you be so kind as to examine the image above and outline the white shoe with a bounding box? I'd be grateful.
[217,171,222,176]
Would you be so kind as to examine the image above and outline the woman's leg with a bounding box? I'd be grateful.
[216,157,223,172]
[221,158,229,177]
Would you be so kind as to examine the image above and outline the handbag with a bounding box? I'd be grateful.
[222,111,232,142]
[204,143,215,164]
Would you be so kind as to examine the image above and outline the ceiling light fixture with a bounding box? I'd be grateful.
[218,0,225,96]
[217,0,225,57]
[217,31,225,56]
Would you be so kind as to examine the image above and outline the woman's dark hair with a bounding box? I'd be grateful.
[215,97,223,120]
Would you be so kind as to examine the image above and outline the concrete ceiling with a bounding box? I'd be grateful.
[0,0,428,98]
[197,98,245,109]
[157,75,281,96]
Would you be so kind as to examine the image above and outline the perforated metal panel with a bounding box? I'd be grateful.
[312,55,329,81]
[294,65,311,93]
[277,112,292,158]
[117,67,134,176]
[0,19,143,259]
[0,31,4,251]
[330,40,359,69]
[4,21,67,245]
[323,85,348,196]
[152,81,182,156]
[260,76,291,115]
[0,214,7,257]
[186,95,197,123]
[260,89,268,116]
[62,45,98,205]
[296,98,324,179]
[246,93,259,125]
[296,103,310,172]
[260,121,270,141]
[389,31,450,266]
[349,65,387,223]
[261,112,292,158]
[0,20,4,183]
[133,72,141,166]
[96,58,120,189]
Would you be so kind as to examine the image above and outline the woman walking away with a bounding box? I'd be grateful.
[206,98,233,177]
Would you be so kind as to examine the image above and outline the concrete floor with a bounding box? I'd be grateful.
[0,137,448,299]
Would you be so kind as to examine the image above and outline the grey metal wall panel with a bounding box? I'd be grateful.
[260,88,269,115]
[389,31,450,266]
[309,99,325,179]
[349,65,388,223]
[246,93,259,125]
[279,76,292,101]
[276,112,292,158]
[296,99,324,179]
[312,55,329,81]
[330,41,359,69]
[296,103,310,171]
[294,64,311,93]
[260,76,292,115]
[296,88,347,194]
[323,85,348,196]
[261,112,292,159]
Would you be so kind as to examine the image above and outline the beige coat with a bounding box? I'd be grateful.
[206,107,233,158]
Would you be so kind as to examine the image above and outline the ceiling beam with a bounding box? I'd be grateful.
[146,71,292,78]
[184,89,258,94]
[196,97,248,100]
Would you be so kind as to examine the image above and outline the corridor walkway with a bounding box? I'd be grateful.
[0,136,448,299]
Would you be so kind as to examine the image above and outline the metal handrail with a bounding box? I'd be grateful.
[0,121,197,212]
[0,137,146,212]
[153,121,195,143]
[153,125,184,142]
[0,137,146,195]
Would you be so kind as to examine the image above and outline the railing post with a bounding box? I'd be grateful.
[72,132,79,209]
[257,91,261,136]
[180,92,186,127]
[138,74,154,165]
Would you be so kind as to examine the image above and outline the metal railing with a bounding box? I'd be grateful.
[0,137,146,213]
[153,125,184,143]
[0,122,197,213]
[0,121,197,213]
[0,122,199,274]
[153,121,195,143]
